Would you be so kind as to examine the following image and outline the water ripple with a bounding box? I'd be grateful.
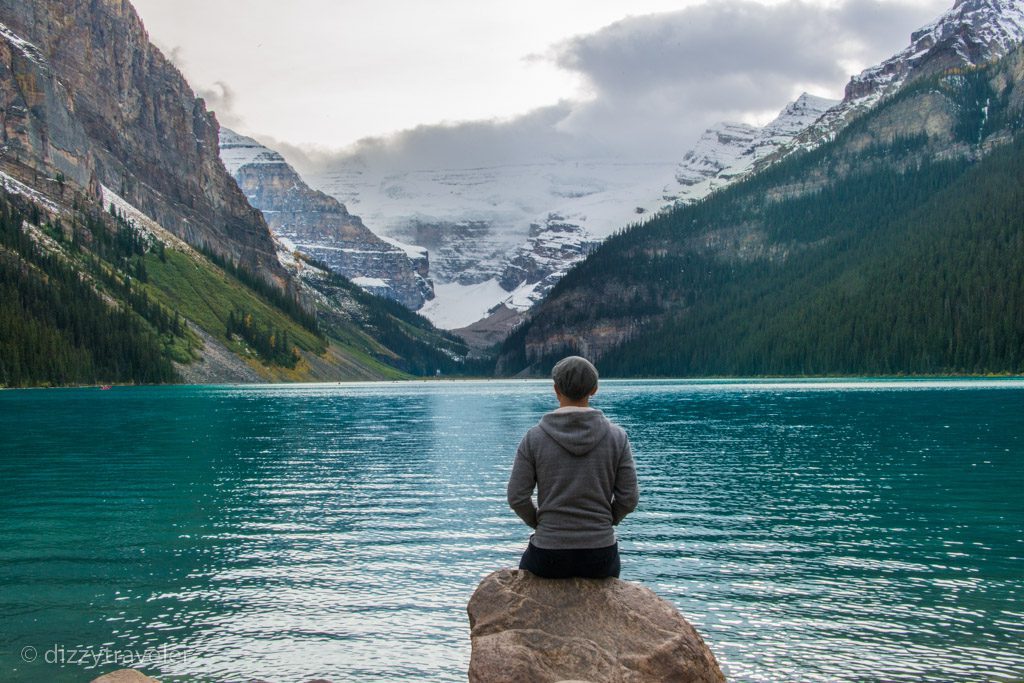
[1,379,1022,682]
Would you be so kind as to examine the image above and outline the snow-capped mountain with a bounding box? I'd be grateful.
[299,0,1024,332]
[666,0,1024,203]
[304,92,838,330]
[662,93,838,206]
[219,130,433,309]
[786,0,1024,154]
[668,122,758,201]
[306,160,676,328]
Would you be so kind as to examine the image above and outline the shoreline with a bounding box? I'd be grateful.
[4,373,1024,391]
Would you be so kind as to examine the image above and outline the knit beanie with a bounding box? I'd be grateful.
[551,356,599,401]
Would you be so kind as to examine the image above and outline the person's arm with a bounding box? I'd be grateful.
[611,437,639,525]
[507,436,539,529]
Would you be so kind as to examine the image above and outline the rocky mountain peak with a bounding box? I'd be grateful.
[789,0,1024,152]
[664,92,837,205]
[220,128,290,172]
[848,0,1024,101]
[674,122,759,189]
[218,129,434,309]
[768,94,839,132]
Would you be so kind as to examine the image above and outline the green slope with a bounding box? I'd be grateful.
[0,193,180,386]
[601,136,1024,376]
[0,185,469,387]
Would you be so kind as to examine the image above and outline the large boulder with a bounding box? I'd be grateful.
[467,569,725,683]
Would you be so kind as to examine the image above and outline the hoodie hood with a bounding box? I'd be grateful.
[538,409,611,456]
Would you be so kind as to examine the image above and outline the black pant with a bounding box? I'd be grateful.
[518,541,620,579]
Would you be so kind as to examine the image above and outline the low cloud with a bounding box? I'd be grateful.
[330,103,584,170]
[297,0,946,173]
[159,41,247,130]
[196,80,246,130]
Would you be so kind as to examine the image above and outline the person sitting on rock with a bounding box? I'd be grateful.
[507,355,639,578]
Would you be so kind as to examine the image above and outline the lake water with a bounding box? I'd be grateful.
[0,379,1022,682]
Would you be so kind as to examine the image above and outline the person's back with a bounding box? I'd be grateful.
[507,356,639,578]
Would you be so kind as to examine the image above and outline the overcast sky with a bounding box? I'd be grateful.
[132,0,950,168]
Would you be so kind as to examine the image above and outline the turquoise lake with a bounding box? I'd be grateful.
[0,379,1022,682]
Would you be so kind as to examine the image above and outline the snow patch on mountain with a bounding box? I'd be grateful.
[0,21,46,67]
[378,234,428,259]
[417,279,511,329]
[219,129,434,309]
[306,160,676,328]
[795,0,1024,151]
[2,171,63,214]
[663,93,838,206]
[219,129,284,173]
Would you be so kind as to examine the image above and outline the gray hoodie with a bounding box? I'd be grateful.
[507,408,639,549]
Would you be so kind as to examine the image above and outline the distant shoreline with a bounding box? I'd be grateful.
[4,374,1024,391]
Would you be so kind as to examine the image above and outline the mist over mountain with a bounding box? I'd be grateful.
[279,1,953,332]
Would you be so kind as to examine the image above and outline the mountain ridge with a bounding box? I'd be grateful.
[765,0,1024,166]
[496,35,1024,376]
[219,129,434,309]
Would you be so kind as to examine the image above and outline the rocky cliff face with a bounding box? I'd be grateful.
[0,0,284,285]
[219,130,433,309]
[497,215,601,306]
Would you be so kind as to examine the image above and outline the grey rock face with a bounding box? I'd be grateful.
[406,217,500,286]
[220,129,433,309]
[498,215,600,303]
[467,569,726,683]
[0,0,285,286]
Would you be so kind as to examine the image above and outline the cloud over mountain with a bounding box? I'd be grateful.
[291,0,946,173]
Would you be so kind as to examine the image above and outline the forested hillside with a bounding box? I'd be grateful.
[0,185,471,387]
[498,54,1024,377]
[0,193,182,386]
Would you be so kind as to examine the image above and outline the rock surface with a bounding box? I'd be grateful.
[0,0,286,286]
[90,670,159,683]
[467,569,725,683]
[219,129,433,309]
